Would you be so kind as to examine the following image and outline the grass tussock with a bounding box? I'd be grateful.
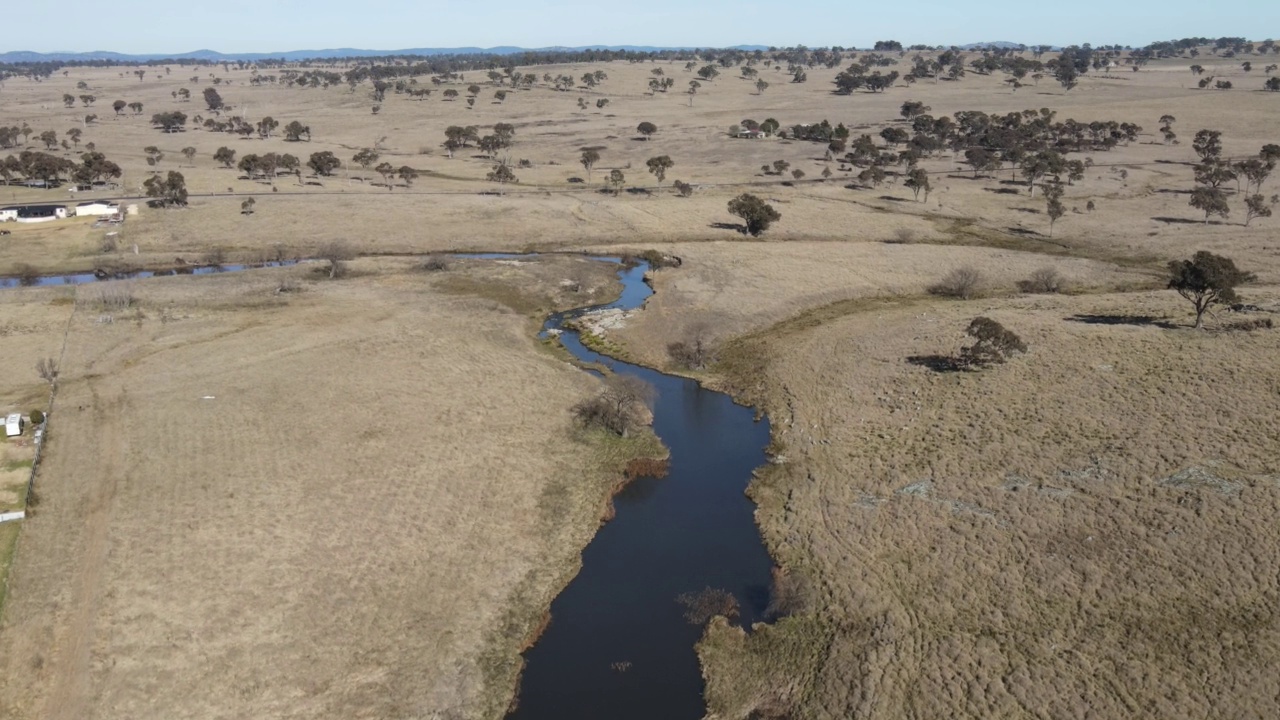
[623,456,669,479]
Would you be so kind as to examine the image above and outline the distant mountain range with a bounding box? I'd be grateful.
[0,45,771,64]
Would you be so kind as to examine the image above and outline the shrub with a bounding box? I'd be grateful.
[667,337,714,370]
[957,317,1027,368]
[14,263,40,287]
[677,587,740,624]
[673,180,694,197]
[627,249,680,269]
[29,410,45,425]
[928,267,983,299]
[886,228,916,244]
[571,374,654,436]
[1018,267,1064,294]
[421,255,450,272]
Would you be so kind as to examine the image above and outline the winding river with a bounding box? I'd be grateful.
[506,255,776,720]
[1,253,776,718]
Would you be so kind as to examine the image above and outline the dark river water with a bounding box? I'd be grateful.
[506,256,776,720]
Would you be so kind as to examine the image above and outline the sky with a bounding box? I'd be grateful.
[10,0,1278,54]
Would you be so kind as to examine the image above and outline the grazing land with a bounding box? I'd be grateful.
[1,39,1279,720]
[0,257,665,720]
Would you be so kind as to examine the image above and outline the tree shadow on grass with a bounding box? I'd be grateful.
[1066,314,1178,329]
[984,187,1022,195]
[1153,216,1213,225]
[878,195,911,203]
[906,354,965,372]
[710,221,747,234]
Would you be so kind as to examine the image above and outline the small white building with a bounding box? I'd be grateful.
[0,207,17,222]
[75,201,120,217]
[4,413,23,438]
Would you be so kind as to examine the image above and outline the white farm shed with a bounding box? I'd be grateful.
[0,207,18,222]
[75,201,119,217]
[4,413,23,438]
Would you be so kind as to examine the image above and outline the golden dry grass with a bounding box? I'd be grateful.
[696,288,1280,719]
[1,52,1278,276]
[0,257,667,720]
[1,47,1279,720]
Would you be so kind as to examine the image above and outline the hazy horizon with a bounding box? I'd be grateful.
[5,0,1275,55]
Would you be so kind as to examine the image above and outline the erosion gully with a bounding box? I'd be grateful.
[1,253,777,719]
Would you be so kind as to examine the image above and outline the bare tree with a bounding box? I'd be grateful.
[318,241,353,279]
[36,357,59,384]
[571,374,655,436]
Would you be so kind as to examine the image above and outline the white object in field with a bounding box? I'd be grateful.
[126,204,139,216]
[0,511,25,524]
[134,244,139,255]
[201,396,216,400]
[74,201,119,217]
[4,413,23,437]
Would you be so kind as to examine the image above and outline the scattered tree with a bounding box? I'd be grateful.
[727,193,781,236]
[646,155,674,185]
[1043,181,1066,236]
[1189,186,1230,222]
[318,240,353,279]
[608,168,625,195]
[487,162,517,184]
[143,170,188,207]
[636,121,657,141]
[303,149,335,175]
[580,149,600,181]
[202,87,224,112]
[957,317,1028,368]
[905,167,931,201]
[213,146,236,168]
[1167,251,1255,328]
[1244,194,1275,226]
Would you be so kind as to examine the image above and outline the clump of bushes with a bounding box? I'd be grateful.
[928,267,983,299]
[1018,267,1065,294]
[667,334,714,371]
[673,180,694,197]
[677,587,740,624]
[625,249,681,269]
[29,410,45,425]
[421,255,450,272]
[571,374,654,436]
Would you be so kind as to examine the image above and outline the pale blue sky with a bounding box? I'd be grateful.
[11,0,1278,54]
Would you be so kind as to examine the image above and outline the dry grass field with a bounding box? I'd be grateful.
[696,288,1280,719]
[1,51,1278,272]
[1,43,1279,720]
[0,256,666,720]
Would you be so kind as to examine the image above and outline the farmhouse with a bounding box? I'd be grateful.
[0,205,69,223]
[74,201,120,217]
